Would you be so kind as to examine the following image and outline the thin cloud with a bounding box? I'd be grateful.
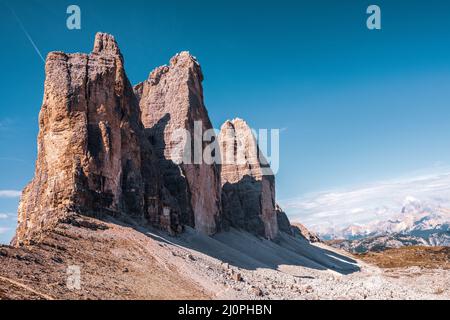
[0,157,26,163]
[280,171,450,232]
[7,4,45,63]
[0,213,15,220]
[0,190,21,198]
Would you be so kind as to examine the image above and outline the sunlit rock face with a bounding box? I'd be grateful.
[218,118,278,239]
[15,33,181,245]
[135,52,222,235]
[14,33,301,246]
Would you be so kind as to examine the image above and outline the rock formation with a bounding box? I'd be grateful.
[15,33,181,245]
[3,33,447,302]
[218,118,278,239]
[276,204,294,236]
[14,32,300,246]
[291,222,321,243]
[274,204,320,241]
[134,52,221,235]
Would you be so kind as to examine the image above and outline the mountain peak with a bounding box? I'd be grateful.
[92,32,122,58]
[15,32,289,244]
[169,51,198,66]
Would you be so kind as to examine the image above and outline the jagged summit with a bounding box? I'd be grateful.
[136,51,203,89]
[221,118,249,130]
[92,32,122,57]
[15,33,178,245]
[219,118,270,182]
[170,51,199,65]
[168,51,203,79]
[218,118,278,239]
[135,50,220,235]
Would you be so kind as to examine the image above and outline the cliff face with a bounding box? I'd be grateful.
[15,33,181,245]
[15,32,295,245]
[276,204,294,236]
[218,119,278,239]
[134,52,221,235]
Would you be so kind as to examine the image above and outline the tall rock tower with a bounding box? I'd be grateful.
[135,52,222,235]
[218,118,279,239]
[15,33,180,245]
[15,33,294,245]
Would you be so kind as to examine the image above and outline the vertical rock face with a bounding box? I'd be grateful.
[218,119,278,239]
[15,33,180,245]
[15,32,301,245]
[276,204,294,236]
[135,52,221,235]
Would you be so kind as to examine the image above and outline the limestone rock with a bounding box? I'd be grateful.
[276,204,320,242]
[15,33,180,245]
[218,118,278,239]
[14,32,300,245]
[135,52,221,235]
[276,204,294,236]
[291,222,321,243]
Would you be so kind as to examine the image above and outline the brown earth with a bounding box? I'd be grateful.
[355,246,450,269]
[1,216,449,300]
[0,214,209,300]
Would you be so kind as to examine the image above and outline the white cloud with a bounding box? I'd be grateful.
[0,227,10,235]
[0,213,9,219]
[280,172,450,233]
[0,190,21,198]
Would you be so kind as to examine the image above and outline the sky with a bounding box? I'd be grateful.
[284,170,450,233]
[1,0,450,243]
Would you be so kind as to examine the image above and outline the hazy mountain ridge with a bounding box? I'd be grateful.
[322,196,450,253]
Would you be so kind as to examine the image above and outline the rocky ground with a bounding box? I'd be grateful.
[0,215,209,300]
[1,215,449,300]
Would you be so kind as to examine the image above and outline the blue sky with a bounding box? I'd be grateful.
[1,0,450,243]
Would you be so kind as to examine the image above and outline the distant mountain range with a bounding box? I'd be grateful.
[320,196,450,253]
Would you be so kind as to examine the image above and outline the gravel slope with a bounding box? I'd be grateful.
[1,215,448,300]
